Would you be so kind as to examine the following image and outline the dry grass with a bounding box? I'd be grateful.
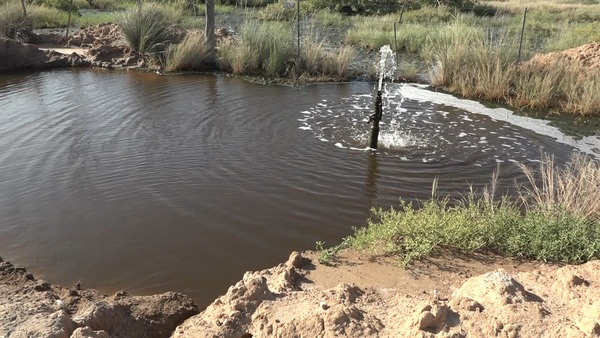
[165,30,210,71]
[518,153,600,221]
[329,45,355,80]
[0,1,31,41]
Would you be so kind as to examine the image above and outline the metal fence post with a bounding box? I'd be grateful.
[517,7,528,64]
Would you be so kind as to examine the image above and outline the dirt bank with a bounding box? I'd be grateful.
[4,250,600,337]
[174,251,600,337]
[0,255,198,338]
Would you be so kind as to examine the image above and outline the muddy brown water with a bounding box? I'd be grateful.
[0,69,592,308]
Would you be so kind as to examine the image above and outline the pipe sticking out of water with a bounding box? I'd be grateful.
[369,90,383,149]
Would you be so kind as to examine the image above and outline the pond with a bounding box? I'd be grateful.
[0,69,596,308]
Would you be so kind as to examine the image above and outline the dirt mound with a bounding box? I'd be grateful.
[173,251,600,337]
[525,42,600,69]
[67,23,123,48]
[0,256,199,338]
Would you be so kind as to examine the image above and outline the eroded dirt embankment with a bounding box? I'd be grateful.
[3,251,600,337]
[173,251,600,338]
[0,255,198,338]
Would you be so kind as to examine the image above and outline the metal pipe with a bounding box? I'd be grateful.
[369,90,383,149]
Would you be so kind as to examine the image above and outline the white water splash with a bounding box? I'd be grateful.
[377,45,397,92]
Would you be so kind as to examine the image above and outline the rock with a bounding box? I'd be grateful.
[0,38,49,71]
[452,269,536,306]
[1,257,198,338]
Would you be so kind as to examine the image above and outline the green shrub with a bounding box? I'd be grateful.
[345,16,394,50]
[30,5,70,28]
[258,1,297,21]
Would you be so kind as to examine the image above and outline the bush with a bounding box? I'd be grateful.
[29,5,70,29]
[0,1,32,41]
[165,30,210,71]
[119,2,181,54]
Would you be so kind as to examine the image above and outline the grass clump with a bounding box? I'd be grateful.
[345,16,394,50]
[321,153,600,266]
[423,17,600,116]
[219,21,293,76]
[164,30,210,71]
[0,1,32,41]
[118,2,181,54]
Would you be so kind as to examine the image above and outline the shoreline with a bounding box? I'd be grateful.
[4,250,600,337]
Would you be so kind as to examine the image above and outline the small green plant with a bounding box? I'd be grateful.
[315,240,348,265]
[223,20,294,76]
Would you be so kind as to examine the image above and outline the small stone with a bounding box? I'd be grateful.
[34,281,51,291]
[570,275,590,287]
[69,289,79,297]
[320,300,329,310]
[24,273,34,280]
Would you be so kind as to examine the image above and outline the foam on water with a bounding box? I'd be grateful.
[297,82,600,165]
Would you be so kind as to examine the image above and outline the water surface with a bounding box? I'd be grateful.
[0,70,591,307]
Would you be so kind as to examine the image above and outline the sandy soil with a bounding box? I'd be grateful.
[4,248,600,337]
[0,255,199,338]
[173,250,600,337]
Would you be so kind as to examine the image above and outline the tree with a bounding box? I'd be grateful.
[205,0,216,64]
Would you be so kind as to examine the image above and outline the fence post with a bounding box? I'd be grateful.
[65,0,74,40]
[297,0,300,60]
[517,7,527,64]
[394,6,404,67]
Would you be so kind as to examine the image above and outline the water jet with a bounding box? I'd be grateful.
[369,45,397,150]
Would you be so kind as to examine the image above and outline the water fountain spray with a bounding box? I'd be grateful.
[369,45,397,149]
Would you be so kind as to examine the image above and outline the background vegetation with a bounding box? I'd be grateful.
[2,0,599,112]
